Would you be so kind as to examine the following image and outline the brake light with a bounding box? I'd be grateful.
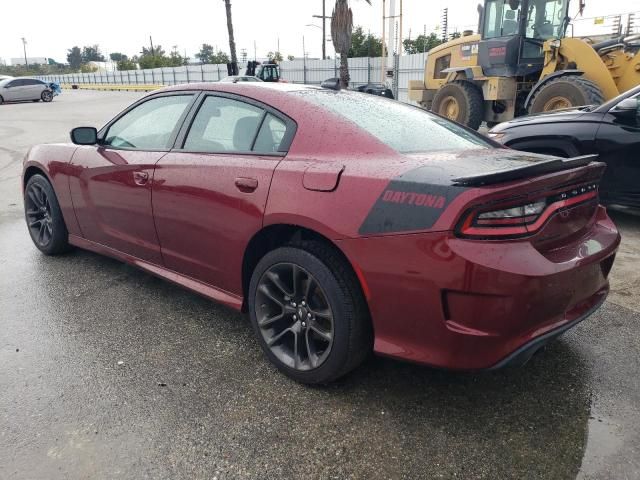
[458,183,598,238]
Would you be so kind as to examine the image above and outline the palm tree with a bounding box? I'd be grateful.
[331,0,371,88]
[224,0,238,71]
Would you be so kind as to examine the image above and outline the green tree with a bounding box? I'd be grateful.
[349,26,382,57]
[67,46,82,70]
[331,0,371,88]
[138,45,167,69]
[195,43,215,64]
[81,45,106,63]
[117,58,138,71]
[403,33,442,54]
[212,50,230,64]
[267,51,284,62]
[110,52,128,62]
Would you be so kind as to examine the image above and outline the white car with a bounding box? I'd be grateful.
[0,77,54,103]
[219,76,263,83]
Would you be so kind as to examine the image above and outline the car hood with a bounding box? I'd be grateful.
[491,107,592,132]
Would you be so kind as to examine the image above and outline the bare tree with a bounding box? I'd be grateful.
[224,0,238,69]
[331,0,371,88]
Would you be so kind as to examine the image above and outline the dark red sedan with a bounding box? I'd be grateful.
[22,83,620,384]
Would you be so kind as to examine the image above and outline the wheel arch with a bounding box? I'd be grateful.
[23,163,51,191]
[241,224,370,314]
[523,70,583,111]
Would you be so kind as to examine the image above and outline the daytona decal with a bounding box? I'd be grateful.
[359,166,467,235]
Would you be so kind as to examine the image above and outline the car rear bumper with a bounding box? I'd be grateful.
[337,206,620,370]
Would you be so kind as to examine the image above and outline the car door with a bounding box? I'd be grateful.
[69,92,198,264]
[594,91,640,206]
[4,79,26,101]
[153,93,295,294]
[24,79,45,100]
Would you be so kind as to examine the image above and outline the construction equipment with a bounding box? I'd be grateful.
[408,0,640,129]
[245,60,282,82]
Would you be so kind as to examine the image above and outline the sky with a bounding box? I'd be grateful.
[1,0,638,64]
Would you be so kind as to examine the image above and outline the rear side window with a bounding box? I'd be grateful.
[253,114,287,153]
[296,90,490,153]
[184,96,281,153]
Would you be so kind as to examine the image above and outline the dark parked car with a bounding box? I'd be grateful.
[489,85,640,208]
[22,83,619,384]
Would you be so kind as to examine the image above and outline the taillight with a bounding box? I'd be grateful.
[457,183,598,238]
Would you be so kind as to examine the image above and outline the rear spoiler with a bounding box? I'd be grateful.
[452,155,600,187]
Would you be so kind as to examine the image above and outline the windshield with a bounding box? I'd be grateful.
[525,0,569,40]
[296,90,491,154]
[483,0,568,40]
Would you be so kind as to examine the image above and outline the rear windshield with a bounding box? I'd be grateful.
[295,90,491,153]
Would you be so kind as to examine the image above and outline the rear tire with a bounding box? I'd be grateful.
[432,80,484,130]
[248,241,372,384]
[24,174,71,255]
[529,76,604,114]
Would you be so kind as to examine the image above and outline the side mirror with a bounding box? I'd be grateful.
[610,97,640,120]
[71,127,98,145]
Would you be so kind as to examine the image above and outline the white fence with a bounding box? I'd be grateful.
[37,53,428,104]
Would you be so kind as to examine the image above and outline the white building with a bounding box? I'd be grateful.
[11,57,50,66]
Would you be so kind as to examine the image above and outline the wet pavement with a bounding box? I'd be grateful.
[1,91,639,479]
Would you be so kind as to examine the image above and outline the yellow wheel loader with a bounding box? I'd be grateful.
[408,0,640,130]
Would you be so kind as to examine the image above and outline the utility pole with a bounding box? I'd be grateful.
[150,36,155,57]
[382,0,386,82]
[21,37,28,67]
[399,0,403,56]
[312,0,331,60]
[322,0,326,60]
[442,8,449,42]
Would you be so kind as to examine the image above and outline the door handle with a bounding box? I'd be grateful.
[235,177,258,193]
[133,171,149,186]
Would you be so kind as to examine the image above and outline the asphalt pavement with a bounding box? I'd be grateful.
[0,90,638,479]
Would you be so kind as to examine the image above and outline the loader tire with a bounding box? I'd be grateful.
[529,76,605,114]
[431,80,484,130]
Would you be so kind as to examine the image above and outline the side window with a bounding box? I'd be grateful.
[434,54,451,79]
[105,95,193,150]
[8,79,25,88]
[253,114,288,153]
[184,96,264,152]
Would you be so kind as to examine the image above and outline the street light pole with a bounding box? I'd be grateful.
[21,37,28,68]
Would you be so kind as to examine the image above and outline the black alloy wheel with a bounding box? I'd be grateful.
[255,262,335,371]
[249,241,373,384]
[41,90,53,102]
[24,174,70,255]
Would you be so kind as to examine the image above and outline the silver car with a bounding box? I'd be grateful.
[0,78,54,103]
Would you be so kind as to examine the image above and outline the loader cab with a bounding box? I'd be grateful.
[479,0,570,77]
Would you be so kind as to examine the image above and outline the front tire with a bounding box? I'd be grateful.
[41,90,53,102]
[24,174,71,255]
[529,76,604,114]
[432,80,484,130]
[248,241,372,384]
